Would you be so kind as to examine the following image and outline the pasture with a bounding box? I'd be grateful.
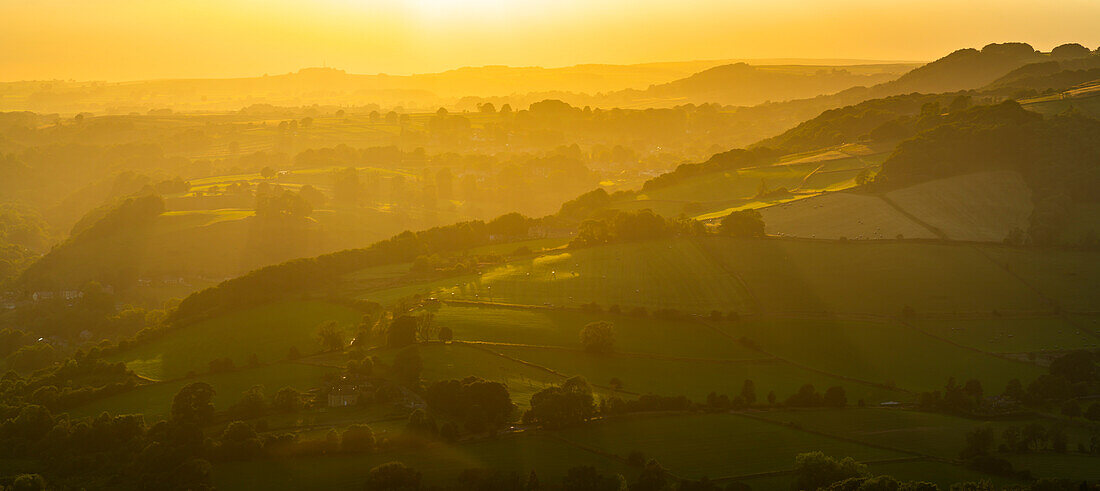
[719,317,1044,392]
[911,317,1095,353]
[113,300,361,380]
[412,343,570,408]
[436,239,752,314]
[66,363,336,421]
[758,192,936,240]
[485,344,905,404]
[554,412,904,478]
[885,171,1033,243]
[759,408,1098,461]
[433,304,758,359]
[700,237,1048,315]
[213,433,633,490]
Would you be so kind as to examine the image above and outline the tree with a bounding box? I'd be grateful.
[271,387,302,412]
[388,316,419,348]
[317,321,346,352]
[215,421,263,461]
[740,380,757,405]
[230,385,267,419]
[580,321,615,354]
[341,424,375,452]
[260,166,276,179]
[171,382,215,426]
[392,346,422,387]
[1048,351,1096,384]
[632,459,668,491]
[719,209,765,237]
[823,386,847,408]
[791,452,867,491]
[365,462,421,491]
[523,377,597,428]
[960,427,995,459]
[438,325,453,342]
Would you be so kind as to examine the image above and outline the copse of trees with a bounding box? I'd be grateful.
[718,209,765,238]
[522,376,597,428]
[425,377,515,434]
[569,209,706,248]
[580,321,615,354]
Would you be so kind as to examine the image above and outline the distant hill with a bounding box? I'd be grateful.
[0,58,913,114]
[591,63,914,107]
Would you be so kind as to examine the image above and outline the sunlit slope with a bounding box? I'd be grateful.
[419,239,753,314]
[613,147,886,219]
[757,171,1034,242]
[884,170,1033,242]
[358,237,1075,316]
[759,192,936,240]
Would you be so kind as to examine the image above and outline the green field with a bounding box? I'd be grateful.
[485,344,905,404]
[112,301,362,380]
[554,413,904,479]
[412,343,571,409]
[213,433,634,490]
[435,239,752,314]
[66,362,336,421]
[760,408,1099,462]
[980,247,1100,313]
[434,304,757,359]
[912,317,1094,353]
[1006,453,1100,481]
[718,318,1044,392]
[700,237,1048,315]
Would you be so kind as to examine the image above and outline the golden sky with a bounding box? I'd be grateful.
[3,0,1098,81]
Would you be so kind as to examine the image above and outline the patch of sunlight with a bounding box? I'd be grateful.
[532,253,572,270]
[481,263,523,282]
[125,354,164,381]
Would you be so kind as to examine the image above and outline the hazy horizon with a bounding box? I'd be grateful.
[3,0,1098,81]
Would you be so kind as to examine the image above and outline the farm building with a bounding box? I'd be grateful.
[327,385,360,407]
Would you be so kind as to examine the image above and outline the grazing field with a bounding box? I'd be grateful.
[700,237,1047,315]
[434,304,758,359]
[156,209,254,231]
[66,363,336,421]
[911,317,1095,353]
[554,413,904,478]
[885,171,1033,242]
[762,408,1099,462]
[437,239,752,314]
[487,344,906,404]
[1006,453,1100,481]
[758,192,936,240]
[979,246,1100,313]
[719,318,1044,392]
[412,343,570,408]
[112,301,362,380]
[213,433,633,490]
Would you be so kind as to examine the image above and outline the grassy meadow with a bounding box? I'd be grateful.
[112,300,362,380]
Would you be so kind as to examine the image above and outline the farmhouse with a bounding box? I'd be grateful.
[327,385,360,407]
